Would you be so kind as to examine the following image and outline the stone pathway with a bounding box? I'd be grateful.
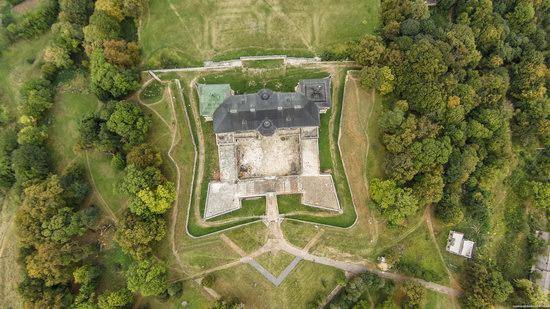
[218,195,302,286]
[201,194,462,297]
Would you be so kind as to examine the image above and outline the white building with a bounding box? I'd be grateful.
[446,231,475,258]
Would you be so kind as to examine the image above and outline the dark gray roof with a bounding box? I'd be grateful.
[213,89,320,135]
[298,78,331,110]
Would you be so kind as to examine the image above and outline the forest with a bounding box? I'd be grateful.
[325,0,549,307]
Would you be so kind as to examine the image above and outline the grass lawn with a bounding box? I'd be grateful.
[242,58,285,69]
[393,225,449,285]
[281,220,321,248]
[86,151,128,215]
[256,251,296,276]
[225,221,268,254]
[142,280,213,309]
[209,197,266,222]
[140,0,380,67]
[48,91,98,172]
[197,67,328,93]
[210,261,343,308]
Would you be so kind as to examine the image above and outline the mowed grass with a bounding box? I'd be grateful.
[48,91,98,172]
[209,197,266,222]
[281,220,321,248]
[225,221,268,254]
[256,251,296,276]
[86,151,127,215]
[210,261,343,309]
[140,0,380,67]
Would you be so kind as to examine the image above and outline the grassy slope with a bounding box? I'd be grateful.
[140,0,380,67]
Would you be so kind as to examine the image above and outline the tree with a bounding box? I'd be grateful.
[360,66,395,95]
[446,24,481,68]
[98,288,134,309]
[114,212,166,259]
[530,181,550,211]
[510,279,549,307]
[90,50,140,99]
[127,260,168,296]
[96,0,125,21]
[202,273,216,288]
[60,163,91,205]
[401,281,426,309]
[126,144,162,168]
[401,18,420,36]
[73,264,100,306]
[352,35,386,66]
[369,178,418,226]
[136,182,176,214]
[18,78,54,119]
[11,144,50,184]
[103,39,140,68]
[106,101,151,146]
[123,0,144,17]
[0,128,18,187]
[17,126,48,145]
[43,44,72,69]
[25,241,91,286]
[461,260,513,308]
[412,170,444,206]
[394,38,448,121]
[60,0,94,25]
[18,275,73,308]
[119,165,162,195]
[83,11,121,54]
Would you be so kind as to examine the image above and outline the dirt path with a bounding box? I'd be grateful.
[85,152,119,224]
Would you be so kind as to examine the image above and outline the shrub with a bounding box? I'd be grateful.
[202,273,216,288]
[6,0,59,41]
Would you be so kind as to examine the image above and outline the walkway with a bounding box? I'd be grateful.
[210,195,461,297]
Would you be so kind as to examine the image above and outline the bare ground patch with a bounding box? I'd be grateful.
[12,0,42,14]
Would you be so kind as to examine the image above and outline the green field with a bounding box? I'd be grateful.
[140,0,380,67]
[256,251,296,276]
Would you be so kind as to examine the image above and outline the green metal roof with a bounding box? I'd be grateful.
[197,84,232,117]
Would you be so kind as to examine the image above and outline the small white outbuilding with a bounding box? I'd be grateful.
[446,231,475,258]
